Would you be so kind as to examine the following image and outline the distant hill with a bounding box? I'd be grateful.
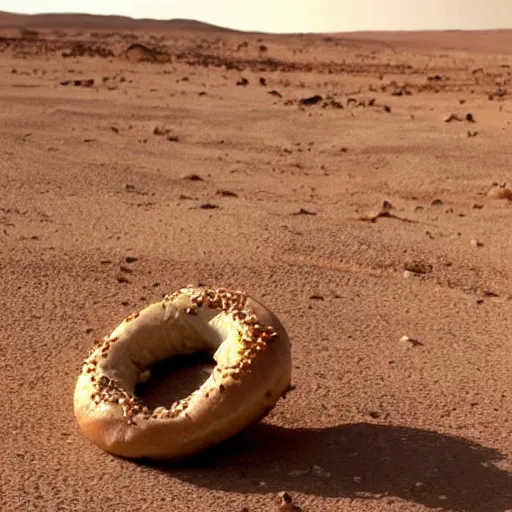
[1,11,512,55]
[0,10,237,32]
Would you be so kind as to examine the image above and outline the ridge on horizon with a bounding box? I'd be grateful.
[0,9,511,36]
[0,10,240,33]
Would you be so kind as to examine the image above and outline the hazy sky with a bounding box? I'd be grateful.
[1,0,511,33]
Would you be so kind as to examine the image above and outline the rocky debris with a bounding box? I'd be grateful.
[404,260,433,274]
[60,78,94,87]
[119,43,168,63]
[293,208,316,216]
[488,89,508,100]
[322,98,344,109]
[486,183,512,200]
[183,174,204,181]
[400,335,424,347]
[153,125,172,136]
[216,189,238,197]
[391,85,412,96]
[236,77,249,86]
[445,112,475,123]
[298,94,322,106]
[62,41,113,58]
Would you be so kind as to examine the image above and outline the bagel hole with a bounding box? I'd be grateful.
[135,352,215,409]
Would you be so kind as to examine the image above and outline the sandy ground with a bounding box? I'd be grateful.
[1,13,512,512]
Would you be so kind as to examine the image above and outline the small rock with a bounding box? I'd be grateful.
[216,189,238,197]
[153,125,172,136]
[445,113,464,123]
[293,208,316,216]
[183,174,203,181]
[299,95,323,106]
[470,239,483,247]
[400,335,424,347]
[404,260,433,274]
[487,183,512,200]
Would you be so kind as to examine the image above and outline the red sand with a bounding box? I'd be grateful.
[1,12,511,512]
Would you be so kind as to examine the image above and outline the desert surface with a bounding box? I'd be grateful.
[1,11,512,512]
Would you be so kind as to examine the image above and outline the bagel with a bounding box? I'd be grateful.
[73,286,292,460]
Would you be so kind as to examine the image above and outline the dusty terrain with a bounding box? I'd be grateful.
[1,11,512,512]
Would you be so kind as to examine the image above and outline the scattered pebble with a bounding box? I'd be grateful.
[183,174,203,181]
[487,183,512,200]
[216,189,238,197]
[293,208,316,215]
[400,335,424,347]
[299,94,323,106]
[404,260,433,274]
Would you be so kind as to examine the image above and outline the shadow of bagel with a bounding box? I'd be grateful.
[140,422,512,512]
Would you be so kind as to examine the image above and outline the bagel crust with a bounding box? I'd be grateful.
[73,286,292,460]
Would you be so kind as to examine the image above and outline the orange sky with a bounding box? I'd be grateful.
[2,0,512,33]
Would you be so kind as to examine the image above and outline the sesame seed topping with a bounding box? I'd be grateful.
[81,286,280,424]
